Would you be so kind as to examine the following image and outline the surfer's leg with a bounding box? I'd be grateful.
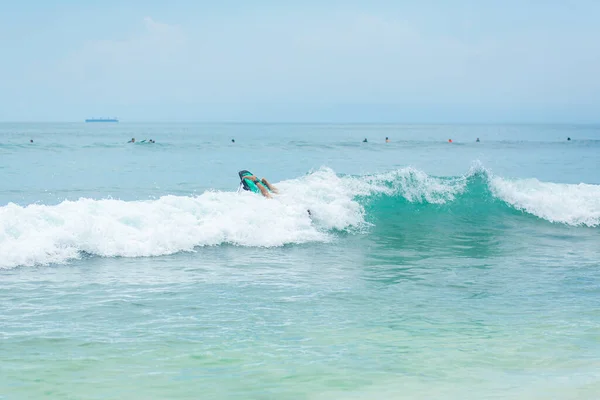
[256,182,272,198]
[261,178,278,193]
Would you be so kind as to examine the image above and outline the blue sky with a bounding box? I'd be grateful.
[1,0,599,122]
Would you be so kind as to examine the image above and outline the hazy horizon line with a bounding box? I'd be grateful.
[1,120,599,125]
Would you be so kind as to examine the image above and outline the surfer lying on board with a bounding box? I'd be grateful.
[238,170,279,198]
[238,170,312,217]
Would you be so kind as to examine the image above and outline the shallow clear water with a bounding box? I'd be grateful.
[1,123,599,399]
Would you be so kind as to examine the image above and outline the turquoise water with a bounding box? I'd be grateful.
[1,123,600,399]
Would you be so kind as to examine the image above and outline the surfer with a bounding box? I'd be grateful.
[128,138,135,143]
[385,137,390,143]
[239,171,279,198]
[237,170,311,216]
[363,138,368,143]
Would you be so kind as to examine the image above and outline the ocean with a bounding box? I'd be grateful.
[1,123,599,399]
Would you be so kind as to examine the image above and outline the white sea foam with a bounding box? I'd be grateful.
[490,176,600,227]
[0,168,365,269]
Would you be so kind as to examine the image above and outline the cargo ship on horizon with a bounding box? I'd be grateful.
[85,117,119,123]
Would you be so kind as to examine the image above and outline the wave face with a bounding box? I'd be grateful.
[1,166,599,269]
[353,164,600,227]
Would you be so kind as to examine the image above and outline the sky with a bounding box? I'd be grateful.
[1,0,599,122]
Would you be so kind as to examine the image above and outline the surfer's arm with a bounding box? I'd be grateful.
[243,175,259,182]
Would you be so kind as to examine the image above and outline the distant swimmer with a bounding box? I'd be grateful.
[149,139,155,143]
[385,137,390,143]
[476,138,480,142]
[448,139,453,143]
[363,138,368,143]
[231,139,235,143]
[567,137,571,141]
[128,138,135,143]
[238,170,279,198]
[30,139,33,143]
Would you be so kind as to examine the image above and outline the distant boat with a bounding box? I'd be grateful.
[85,117,119,123]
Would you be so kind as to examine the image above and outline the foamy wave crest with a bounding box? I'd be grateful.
[0,168,365,269]
[490,177,600,227]
[342,166,470,204]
